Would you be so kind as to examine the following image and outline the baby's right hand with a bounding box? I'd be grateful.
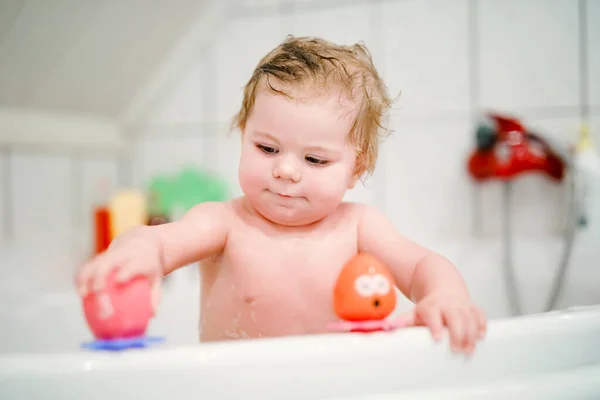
[75,227,164,306]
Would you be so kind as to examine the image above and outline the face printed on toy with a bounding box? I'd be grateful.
[333,253,397,321]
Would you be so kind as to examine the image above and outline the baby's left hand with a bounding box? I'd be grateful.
[400,294,487,355]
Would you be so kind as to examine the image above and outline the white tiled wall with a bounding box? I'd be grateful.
[0,0,599,315]
[478,0,580,111]
[587,0,600,108]
[381,0,471,117]
[0,151,5,242]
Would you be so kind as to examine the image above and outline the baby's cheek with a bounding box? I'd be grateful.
[239,159,266,191]
[314,173,348,201]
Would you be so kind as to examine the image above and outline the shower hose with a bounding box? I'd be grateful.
[501,166,582,316]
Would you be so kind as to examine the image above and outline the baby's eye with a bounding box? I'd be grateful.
[305,156,329,165]
[257,144,277,154]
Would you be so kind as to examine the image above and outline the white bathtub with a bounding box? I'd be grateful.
[1,241,600,399]
[1,304,600,399]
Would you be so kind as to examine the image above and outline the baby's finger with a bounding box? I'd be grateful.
[115,263,138,283]
[76,257,104,296]
[418,307,444,341]
[474,306,488,339]
[90,254,126,292]
[443,308,464,352]
[463,309,479,354]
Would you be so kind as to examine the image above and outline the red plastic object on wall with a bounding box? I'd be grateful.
[467,113,565,182]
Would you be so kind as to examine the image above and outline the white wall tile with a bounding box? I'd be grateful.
[212,131,244,198]
[522,114,583,149]
[239,0,280,6]
[133,135,209,188]
[0,151,5,242]
[10,153,72,242]
[284,3,372,46]
[215,14,285,124]
[478,0,580,110]
[144,53,205,124]
[238,0,280,10]
[381,0,470,117]
[587,0,600,107]
[342,172,378,206]
[591,116,600,147]
[382,115,473,246]
[582,116,600,233]
[133,131,242,203]
[292,0,340,6]
[515,115,583,236]
[78,157,120,239]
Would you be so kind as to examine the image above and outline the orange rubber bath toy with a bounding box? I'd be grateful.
[327,253,409,333]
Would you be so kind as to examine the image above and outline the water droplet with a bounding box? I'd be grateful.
[224,330,239,339]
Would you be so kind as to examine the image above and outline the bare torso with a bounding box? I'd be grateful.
[198,198,361,342]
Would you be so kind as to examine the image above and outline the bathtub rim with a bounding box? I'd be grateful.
[0,305,598,375]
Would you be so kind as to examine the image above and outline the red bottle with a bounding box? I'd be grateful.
[93,180,112,255]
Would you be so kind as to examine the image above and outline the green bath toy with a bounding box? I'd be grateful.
[148,167,229,217]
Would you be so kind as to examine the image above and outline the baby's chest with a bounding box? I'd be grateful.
[223,231,357,303]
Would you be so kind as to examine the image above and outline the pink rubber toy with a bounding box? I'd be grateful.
[82,270,154,340]
[326,319,409,333]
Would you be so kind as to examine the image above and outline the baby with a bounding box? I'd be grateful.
[76,36,486,354]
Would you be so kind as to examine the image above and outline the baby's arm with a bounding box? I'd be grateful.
[356,204,486,353]
[148,201,232,277]
[77,201,231,295]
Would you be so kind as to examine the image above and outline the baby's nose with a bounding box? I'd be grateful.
[274,155,302,182]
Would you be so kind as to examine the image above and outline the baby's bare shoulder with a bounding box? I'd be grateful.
[183,200,235,224]
[334,201,369,222]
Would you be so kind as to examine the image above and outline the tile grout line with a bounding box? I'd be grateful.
[467,0,483,237]
[1,147,12,241]
[369,0,387,212]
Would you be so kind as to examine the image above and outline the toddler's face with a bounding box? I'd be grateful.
[238,86,358,226]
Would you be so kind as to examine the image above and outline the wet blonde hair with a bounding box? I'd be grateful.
[232,35,395,177]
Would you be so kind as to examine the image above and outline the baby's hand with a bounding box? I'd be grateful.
[401,294,487,355]
[75,226,164,310]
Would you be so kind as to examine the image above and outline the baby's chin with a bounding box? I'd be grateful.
[253,198,326,227]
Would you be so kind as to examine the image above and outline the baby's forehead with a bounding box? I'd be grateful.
[256,81,359,119]
[249,90,355,145]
